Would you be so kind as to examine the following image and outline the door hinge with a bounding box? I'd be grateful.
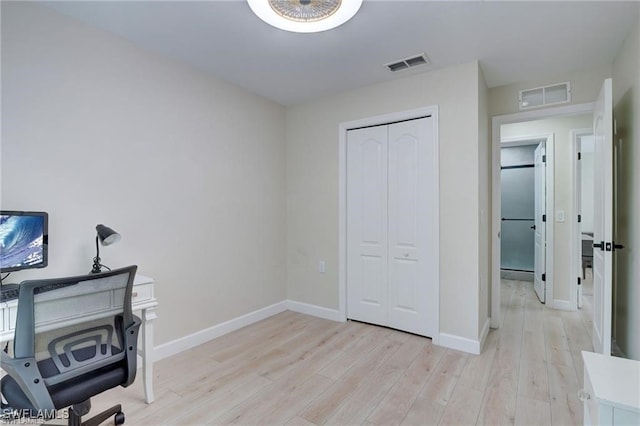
[542,273,546,282]
[542,214,546,222]
[578,214,582,223]
[542,155,546,163]
[578,152,582,160]
[578,277,582,285]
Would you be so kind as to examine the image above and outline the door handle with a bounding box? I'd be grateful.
[592,241,625,251]
[530,225,536,230]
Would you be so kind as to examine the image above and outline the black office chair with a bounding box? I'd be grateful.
[1,266,140,425]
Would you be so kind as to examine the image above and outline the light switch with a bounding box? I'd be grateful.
[556,210,565,222]
[319,261,326,273]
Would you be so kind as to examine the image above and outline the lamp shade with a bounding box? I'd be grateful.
[96,224,121,246]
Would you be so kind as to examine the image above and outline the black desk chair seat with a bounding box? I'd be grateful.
[582,238,594,279]
[1,266,140,426]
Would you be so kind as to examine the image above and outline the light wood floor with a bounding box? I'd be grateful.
[82,279,593,425]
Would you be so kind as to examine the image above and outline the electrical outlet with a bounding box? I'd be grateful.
[556,210,565,222]
[319,261,326,273]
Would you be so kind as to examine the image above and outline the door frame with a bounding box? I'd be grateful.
[571,128,593,310]
[500,134,554,302]
[491,102,594,328]
[338,105,440,343]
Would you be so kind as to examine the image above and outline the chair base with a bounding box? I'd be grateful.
[66,401,125,426]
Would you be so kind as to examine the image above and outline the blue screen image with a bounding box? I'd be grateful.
[0,215,45,270]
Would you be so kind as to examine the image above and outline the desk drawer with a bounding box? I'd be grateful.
[8,306,17,331]
[132,283,153,304]
[114,283,153,307]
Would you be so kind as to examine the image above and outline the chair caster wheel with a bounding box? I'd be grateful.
[114,411,125,425]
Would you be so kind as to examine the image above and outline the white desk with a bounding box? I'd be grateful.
[0,274,158,404]
[581,351,640,425]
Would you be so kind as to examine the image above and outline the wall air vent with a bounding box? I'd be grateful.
[386,53,430,72]
[519,82,571,110]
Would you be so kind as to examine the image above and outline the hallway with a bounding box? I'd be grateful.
[482,278,594,424]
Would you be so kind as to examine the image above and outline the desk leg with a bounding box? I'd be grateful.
[141,306,157,404]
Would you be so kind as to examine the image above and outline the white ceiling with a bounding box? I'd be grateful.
[43,1,639,106]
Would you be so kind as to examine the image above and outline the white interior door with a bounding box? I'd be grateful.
[346,125,388,326]
[346,117,437,337]
[533,142,546,303]
[387,118,436,337]
[592,78,613,355]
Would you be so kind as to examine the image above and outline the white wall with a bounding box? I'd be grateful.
[501,115,593,303]
[286,61,487,345]
[1,2,287,346]
[612,10,640,360]
[1,3,493,355]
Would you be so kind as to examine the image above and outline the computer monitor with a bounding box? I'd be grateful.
[0,211,49,273]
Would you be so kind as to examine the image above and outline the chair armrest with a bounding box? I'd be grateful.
[1,354,55,412]
[121,316,141,387]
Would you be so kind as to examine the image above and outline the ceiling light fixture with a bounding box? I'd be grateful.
[247,0,363,33]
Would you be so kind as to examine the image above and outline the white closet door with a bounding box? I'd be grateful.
[346,116,437,338]
[387,117,436,336]
[346,125,388,326]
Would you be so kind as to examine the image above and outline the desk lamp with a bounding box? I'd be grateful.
[91,224,121,273]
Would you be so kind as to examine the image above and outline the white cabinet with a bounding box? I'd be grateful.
[581,351,640,425]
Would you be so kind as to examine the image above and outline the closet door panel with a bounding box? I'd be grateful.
[387,117,436,337]
[346,126,388,326]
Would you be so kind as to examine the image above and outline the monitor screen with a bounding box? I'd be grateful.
[0,211,48,273]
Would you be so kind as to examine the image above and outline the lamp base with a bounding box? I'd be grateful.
[91,256,102,274]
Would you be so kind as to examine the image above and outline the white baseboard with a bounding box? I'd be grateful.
[155,299,491,361]
[439,331,484,355]
[552,299,576,312]
[153,301,288,361]
[286,300,343,322]
[152,299,343,361]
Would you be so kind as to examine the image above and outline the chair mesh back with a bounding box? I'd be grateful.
[1,266,138,415]
[19,268,136,386]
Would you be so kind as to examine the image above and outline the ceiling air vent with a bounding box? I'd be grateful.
[519,82,571,110]
[386,53,430,72]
